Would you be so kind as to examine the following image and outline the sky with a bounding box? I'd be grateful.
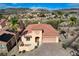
[0,3,79,10]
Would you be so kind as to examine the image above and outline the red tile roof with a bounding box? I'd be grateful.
[24,24,59,37]
[0,30,16,36]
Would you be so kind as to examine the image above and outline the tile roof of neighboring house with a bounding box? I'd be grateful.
[0,30,16,36]
[24,24,59,37]
[0,19,6,25]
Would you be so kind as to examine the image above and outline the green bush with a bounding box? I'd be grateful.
[0,53,7,56]
[45,20,64,29]
[62,43,69,49]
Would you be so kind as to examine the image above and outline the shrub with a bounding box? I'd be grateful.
[22,50,26,53]
[0,53,7,56]
[12,54,16,56]
[62,43,69,49]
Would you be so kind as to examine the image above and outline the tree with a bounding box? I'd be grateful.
[0,14,4,19]
[27,15,34,19]
[32,21,39,24]
[69,17,77,26]
[60,30,66,39]
[64,13,69,18]
[9,16,19,31]
[56,11,64,18]
[56,11,63,16]
[45,20,63,29]
[62,32,79,49]
[69,12,77,14]
[67,17,77,35]
[51,12,55,15]
[0,53,7,56]
[9,17,21,51]
[24,20,31,27]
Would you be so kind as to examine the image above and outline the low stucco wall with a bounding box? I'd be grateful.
[0,41,8,53]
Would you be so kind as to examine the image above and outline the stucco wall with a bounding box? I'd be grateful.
[19,30,42,51]
[0,41,8,53]
[19,29,59,51]
[0,25,2,29]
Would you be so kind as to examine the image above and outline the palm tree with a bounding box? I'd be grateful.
[9,16,19,31]
[8,16,19,51]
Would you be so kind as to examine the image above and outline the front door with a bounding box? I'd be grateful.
[35,37,40,48]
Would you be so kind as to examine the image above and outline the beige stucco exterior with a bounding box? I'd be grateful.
[19,29,42,51]
[19,28,59,51]
[0,25,2,29]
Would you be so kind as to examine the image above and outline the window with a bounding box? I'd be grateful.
[24,35,31,41]
[26,37,30,41]
[20,42,24,46]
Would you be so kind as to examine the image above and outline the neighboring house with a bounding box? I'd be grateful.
[0,30,17,53]
[0,19,7,29]
[19,24,59,51]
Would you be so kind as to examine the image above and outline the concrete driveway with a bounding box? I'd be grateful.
[15,43,71,56]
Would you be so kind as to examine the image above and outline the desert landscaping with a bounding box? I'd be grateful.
[0,5,79,56]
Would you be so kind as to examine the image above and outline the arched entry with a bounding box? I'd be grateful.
[35,37,40,49]
[35,37,39,42]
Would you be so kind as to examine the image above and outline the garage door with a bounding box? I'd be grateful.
[43,36,59,43]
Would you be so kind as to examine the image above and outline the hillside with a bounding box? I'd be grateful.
[0,8,79,14]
